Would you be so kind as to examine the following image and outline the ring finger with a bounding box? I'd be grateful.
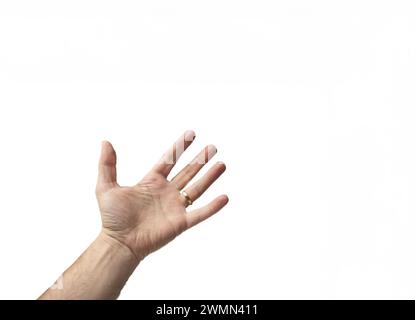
[181,161,226,207]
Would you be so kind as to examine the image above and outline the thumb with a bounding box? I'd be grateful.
[96,141,118,192]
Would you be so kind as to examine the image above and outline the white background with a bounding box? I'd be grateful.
[1,1,415,299]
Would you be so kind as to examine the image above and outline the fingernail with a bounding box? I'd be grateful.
[185,130,196,141]
[217,161,226,169]
[208,144,217,154]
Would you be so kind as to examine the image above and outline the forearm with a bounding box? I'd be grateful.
[39,231,139,300]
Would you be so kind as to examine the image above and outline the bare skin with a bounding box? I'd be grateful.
[39,130,228,299]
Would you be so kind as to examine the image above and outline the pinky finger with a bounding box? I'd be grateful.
[186,195,229,229]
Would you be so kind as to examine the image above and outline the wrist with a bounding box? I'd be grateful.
[79,231,141,299]
[97,230,142,266]
[39,231,141,300]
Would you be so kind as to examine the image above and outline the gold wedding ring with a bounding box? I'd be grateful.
[180,190,193,207]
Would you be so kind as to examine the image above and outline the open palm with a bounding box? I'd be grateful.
[96,131,228,261]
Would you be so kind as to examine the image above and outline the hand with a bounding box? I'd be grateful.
[96,130,229,262]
